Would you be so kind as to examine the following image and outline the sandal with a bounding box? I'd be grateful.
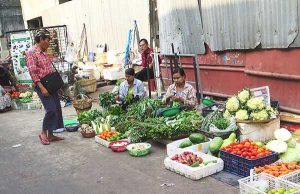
[39,134,50,145]
[48,135,64,142]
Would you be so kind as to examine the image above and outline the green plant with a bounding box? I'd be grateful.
[99,92,115,109]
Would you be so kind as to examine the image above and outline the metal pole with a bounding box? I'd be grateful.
[195,55,203,99]
[169,57,174,83]
[193,57,200,104]
[147,62,151,98]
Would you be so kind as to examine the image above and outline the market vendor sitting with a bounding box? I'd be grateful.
[162,68,197,108]
[117,68,145,107]
[0,65,16,92]
[0,85,12,113]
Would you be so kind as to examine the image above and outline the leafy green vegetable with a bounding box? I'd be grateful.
[77,109,102,125]
[212,118,230,130]
[99,92,115,109]
[126,98,163,120]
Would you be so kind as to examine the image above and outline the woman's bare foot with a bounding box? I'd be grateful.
[47,134,65,142]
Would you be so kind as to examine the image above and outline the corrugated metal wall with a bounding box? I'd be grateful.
[0,0,24,36]
[157,0,205,54]
[29,0,150,52]
[158,0,300,53]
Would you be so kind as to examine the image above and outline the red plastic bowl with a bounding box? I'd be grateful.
[109,140,130,152]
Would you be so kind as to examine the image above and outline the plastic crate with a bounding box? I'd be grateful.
[238,173,300,194]
[220,150,278,177]
[280,169,300,184]
[250,163,300,182]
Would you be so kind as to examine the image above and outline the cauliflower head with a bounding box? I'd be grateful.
[223,110,232,118]
[226,96,240,112]
[251,109,269,120]
[266,105,278,118]
[238,88,251,104]
[235,109,249,120]
[247,97,265,110]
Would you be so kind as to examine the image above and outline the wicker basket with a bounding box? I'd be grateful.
[81,130,95,138]
[79,78,97,93]
[73,94,93,115]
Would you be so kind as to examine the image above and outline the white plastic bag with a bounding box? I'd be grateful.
[65,43,77,64]
[209,117,237,134]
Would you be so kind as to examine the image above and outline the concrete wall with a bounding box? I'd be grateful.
[0,0,24,37]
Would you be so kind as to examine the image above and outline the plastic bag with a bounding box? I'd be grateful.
[65,43,77,64]
[209,117,237,135]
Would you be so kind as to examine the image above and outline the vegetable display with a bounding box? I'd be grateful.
[221,139,272,160]
[201,110,223,131]
[79,124,94,133]
[171,152,203,167]
[126,98,163,120]
[78,109,102,125]
[223,88,278,121]
[99,92,115,109]
[254,162,300,177]
[212,118,230,130]
[98,130,118,141]
[266,187,297,194]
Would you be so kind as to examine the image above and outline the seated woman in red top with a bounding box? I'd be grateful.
[26,29,64,145]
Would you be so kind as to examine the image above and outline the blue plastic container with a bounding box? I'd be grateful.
[220,150,278,177]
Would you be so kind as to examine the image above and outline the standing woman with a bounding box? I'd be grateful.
[26,29,64,145]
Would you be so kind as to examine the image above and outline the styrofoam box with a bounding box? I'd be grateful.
[103,68,125,80]
[164,150,224,180]
[95,136,110,147]
[167,138,211,157]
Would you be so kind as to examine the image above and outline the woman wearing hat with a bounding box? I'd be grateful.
[26,29,64,145]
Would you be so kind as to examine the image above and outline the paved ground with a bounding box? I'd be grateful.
[0,87,239,194]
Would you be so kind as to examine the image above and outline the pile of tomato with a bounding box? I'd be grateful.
[221,139,272,160]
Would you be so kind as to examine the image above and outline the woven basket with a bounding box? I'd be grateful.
[81,130,95,138]
[79,78,97,93]
[73,94,93,115]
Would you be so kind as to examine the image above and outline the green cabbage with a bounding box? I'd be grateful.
[280,146,300,163]
[266,140,287,154]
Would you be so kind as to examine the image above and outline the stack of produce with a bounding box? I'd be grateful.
[209,133,237,156]
[265,128,300,163]
[223,88,278,121]
[78,109,102,125]
[178,133,207,148]
[221,139,272,160]
[115,110,203,142]
[98,130,119,141]
[171,152,204,167]
[254,162,300,177]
